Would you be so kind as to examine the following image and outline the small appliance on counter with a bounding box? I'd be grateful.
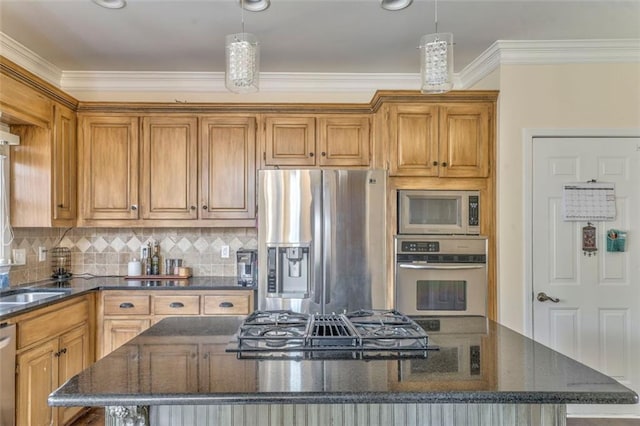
[236,249,257,286]
[49,247,72,280]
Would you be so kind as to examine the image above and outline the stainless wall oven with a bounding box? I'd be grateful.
[395,235,487,317]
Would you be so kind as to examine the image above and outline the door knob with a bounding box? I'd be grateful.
[537,292,560,303]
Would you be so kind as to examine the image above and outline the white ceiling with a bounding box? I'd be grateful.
[1,0,639,76]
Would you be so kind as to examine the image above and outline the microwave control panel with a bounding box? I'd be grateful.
[468,195,479,227]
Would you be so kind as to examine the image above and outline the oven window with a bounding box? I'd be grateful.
[416,280,466,311]
[409,198,459,225]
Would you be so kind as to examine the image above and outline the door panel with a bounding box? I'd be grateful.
[532,136,640,417]
[141,117,198,219]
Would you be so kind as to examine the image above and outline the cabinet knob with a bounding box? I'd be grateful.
[57,204,64,208]
[119,302,135,309]
[169,302,185,308]
[321,152,326,157]
[309,152,314,157]
[219,301,234,308]
[202,205,208,210]
[441,162,448,167]
[190,206,196,210]
[131,205,138,211]
[432,161,438,166]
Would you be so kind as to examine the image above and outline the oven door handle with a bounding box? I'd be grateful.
[398,264,485,270]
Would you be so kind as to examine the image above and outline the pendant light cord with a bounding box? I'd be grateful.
[434,0,439,33]
[241,0,245,34]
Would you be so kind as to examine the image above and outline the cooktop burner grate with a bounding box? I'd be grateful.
[228,309,432,359]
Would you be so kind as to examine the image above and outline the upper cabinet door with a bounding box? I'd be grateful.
[141,117,198,220]
[79,116,139,220]
[317,116,370,167]
[52,104,77,224]
[264,116,316,166]
[438,103,491,178]
[388,104,439,177]
[200,116,256,220]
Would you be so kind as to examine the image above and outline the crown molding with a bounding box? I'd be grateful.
[458,39,640,88]
[59,71,422,93]
[2,32,639,96]
[0,33,62,87]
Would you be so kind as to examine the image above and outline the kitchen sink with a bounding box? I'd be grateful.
[0,289,70,305]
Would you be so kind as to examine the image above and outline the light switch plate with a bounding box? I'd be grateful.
[12,248,26,265]
[221,245,230,259]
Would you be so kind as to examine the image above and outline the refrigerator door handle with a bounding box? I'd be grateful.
[322,172,332,306]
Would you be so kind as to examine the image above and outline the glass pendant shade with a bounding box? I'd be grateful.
[419,32,453,94]
[225,33,259,93]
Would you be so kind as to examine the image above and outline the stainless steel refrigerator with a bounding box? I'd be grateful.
[258,169,387,314]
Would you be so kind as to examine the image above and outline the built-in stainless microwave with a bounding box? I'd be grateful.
[398,190,480,235]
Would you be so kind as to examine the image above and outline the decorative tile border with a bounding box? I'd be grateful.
[9,227,257,286]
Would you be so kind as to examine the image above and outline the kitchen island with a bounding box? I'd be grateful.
[49,316,637,426]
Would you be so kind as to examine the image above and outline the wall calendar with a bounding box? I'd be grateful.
[562,181,616,221]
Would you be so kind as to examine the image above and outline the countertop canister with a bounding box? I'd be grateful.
[128,259,142,276]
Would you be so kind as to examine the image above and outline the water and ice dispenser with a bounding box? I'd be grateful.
[266,245,310,298]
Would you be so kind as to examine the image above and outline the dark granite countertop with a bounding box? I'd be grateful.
[48,316,639,407]
[0,276,253,320]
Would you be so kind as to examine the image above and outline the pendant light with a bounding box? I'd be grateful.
[225,0,260,93]
[419,0,453,94]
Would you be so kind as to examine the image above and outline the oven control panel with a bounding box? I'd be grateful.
[400,241,440,252]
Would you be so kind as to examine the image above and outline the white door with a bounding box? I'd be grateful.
[532,136,640,417]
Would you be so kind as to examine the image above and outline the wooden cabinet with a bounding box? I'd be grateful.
[98,290,254,358]
[10,103,77,227]
[0,71,52,128]
[14,295,94,426]
[78,114,257,226]
[388,103,491,178]
[102,319,151,357]
[79,115,139,221]
[141,116,199,220]
[52,104,77,223]
[16,338,58,426]
[200,116,256,220]
[263,115,370,167]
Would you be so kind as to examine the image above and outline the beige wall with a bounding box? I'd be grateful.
[484,62,640,332]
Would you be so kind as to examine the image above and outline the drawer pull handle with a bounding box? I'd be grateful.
[169,302,185,308]
[219,302,234,308]
[119,302,135,309]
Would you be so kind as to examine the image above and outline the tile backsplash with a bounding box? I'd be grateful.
[9,227,257,286]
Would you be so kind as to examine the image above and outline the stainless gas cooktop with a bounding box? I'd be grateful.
[226,309,433,360]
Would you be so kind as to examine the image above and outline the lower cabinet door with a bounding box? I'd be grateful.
[17,339,59,426]
[58,324,91,425]
[102,319,151,358]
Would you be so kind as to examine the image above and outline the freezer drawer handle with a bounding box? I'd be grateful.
[119,302,135,309]
[219,302,234,308]
[169,302,185,308]
[398,264,485,270]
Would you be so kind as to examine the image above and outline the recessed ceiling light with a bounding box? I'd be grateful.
[239,0,270,12]
[92,0,126,9]
[380,0,412,11]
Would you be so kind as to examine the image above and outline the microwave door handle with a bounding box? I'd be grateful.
[398,264,485,270]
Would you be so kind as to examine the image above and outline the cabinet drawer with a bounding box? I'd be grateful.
[203,294,251,315]
[17,297,89,349]
[104,295,150,315]
[153,295,200,315]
